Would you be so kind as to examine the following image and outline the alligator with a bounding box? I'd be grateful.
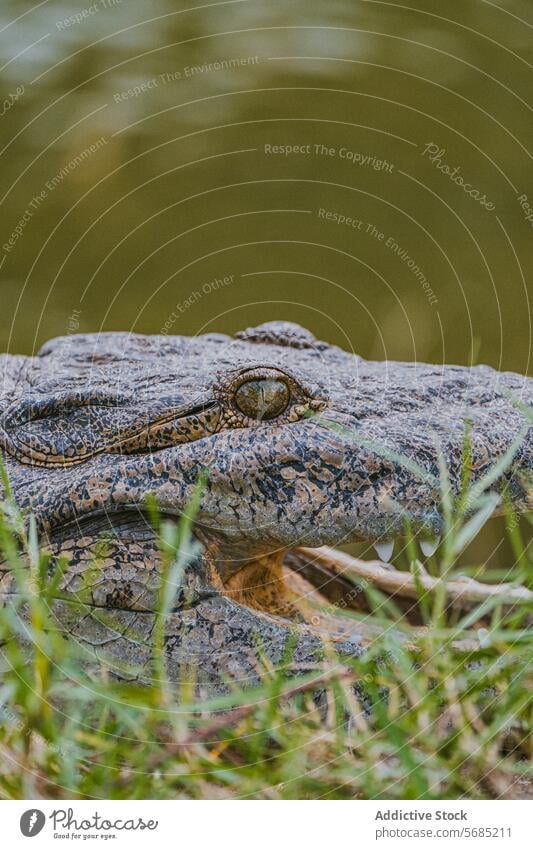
[0,321,531,687]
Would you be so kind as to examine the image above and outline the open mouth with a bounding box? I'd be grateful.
[40,497,532,636]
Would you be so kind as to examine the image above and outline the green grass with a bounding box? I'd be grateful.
[0,456,532,800]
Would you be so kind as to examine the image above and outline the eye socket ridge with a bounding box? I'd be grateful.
[213,363,329,428]
[215,365,325,426]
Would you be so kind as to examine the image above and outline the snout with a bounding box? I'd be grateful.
[312,394,532,546]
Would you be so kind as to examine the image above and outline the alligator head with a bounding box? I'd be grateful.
[1,322,531,687]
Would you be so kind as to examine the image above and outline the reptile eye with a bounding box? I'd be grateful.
[234,378,290,420]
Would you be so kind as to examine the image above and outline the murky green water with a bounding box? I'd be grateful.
[1,0,531,372]
[1,0,531,563]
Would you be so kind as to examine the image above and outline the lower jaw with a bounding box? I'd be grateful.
[44,507,527,624]
[42,511,389,639]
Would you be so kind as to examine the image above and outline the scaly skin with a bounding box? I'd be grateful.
[0,322,531,688]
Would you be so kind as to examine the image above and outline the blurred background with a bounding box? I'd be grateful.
[0,0,531,372]
[0,0,531,567]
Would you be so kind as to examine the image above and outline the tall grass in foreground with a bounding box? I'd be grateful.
[0,458,531,800]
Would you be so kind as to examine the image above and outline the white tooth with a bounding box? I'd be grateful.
[374,541,394,562]
[420,538,440,558]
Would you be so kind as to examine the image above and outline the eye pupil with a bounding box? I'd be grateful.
[234,378,290,420]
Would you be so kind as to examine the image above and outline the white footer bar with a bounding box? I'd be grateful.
[2,799,531,848]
